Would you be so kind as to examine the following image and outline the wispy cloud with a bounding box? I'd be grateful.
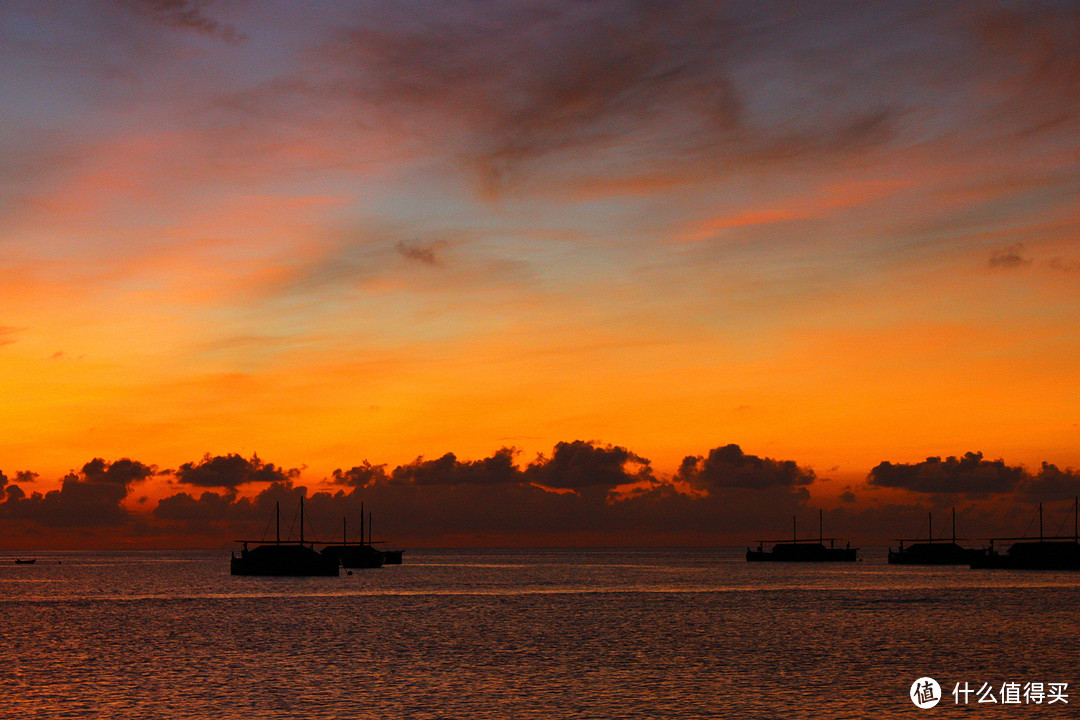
[116,0,246,43]
[988,243,1034,269]
[395,240,440,266]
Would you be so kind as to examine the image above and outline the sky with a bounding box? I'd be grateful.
[1,0,1079,548]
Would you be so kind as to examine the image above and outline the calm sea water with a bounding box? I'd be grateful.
[0,547,1077,718]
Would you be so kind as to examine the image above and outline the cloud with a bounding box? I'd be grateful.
[0,458,154,527]
[1048,257,1080,273]
[316,1,911,194]
[868,452,1025,495]
[150,481,320,529]
[116,0,245,43]
[172,453,300,489]
[3,444,1076,545]
[988,243,1033,269]
[675,444,816,491]
[395,240,440,266]
[1022,462,1080,501]
[80,457,157,486]
[524,440,654,492]
[331,461,389,487]
[154,488,241,522]
[390,448,521,487]
[973,3,1080,127]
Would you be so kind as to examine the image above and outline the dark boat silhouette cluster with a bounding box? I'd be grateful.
[749,500,1080,571]
[229,497,1080,575]
[231,499,404,577]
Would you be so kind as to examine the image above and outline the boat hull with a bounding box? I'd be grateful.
[322,544,385,569]
[970,541,1080,570]
[747,543,858,562]
[888,543,984,565]
[231,544,340,576]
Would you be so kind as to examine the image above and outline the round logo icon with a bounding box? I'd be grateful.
[910,677,942,709]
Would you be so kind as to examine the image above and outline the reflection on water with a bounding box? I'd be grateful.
[0,548,1077,718]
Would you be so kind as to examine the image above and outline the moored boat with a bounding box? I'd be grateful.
[321,509,385,569]
[888,509,984,565]
[971,501,1080,570]
[747,510,858,562]
[231,498,339,577]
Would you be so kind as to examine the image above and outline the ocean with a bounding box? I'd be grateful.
[1,547,1076,718]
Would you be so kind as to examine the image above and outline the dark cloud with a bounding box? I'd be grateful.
[676,444,815,491]
[1022,462,1080,501]
[15,470,38,484]
[173,453,299,488]
[0,458,154,527]
[1048,257,1080,273]
[868,452,1025,495]
[332,461,389,487]
[154,488,240,522]
[80,457,156,486]
[154,479,309,527]
[524,440,653,492]
[391,448,521,487]
[116,0,245,43]
[2,444,1076,545]
[395,240,440,266]
[988,243,1033,269]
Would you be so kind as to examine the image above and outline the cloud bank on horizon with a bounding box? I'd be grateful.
[0,1,1078,508]
[2,443,1079,548]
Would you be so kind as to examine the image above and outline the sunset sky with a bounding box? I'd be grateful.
[2,1,1078,547]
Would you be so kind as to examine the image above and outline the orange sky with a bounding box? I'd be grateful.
[1,2,1078,545]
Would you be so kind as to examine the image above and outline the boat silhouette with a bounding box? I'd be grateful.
[231,498,339,576]
[747,510,858,562]
[888,508,983,565]
[970,500,1080,570]
[321,504,385,569]
[14,558,36,565]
